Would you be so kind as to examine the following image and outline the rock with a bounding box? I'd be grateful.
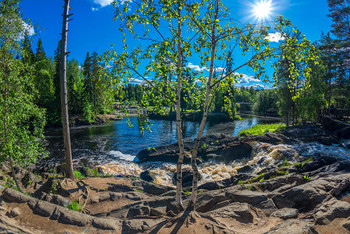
[3,188,36,203]
[265,219,317,234]
[210,202,254,223]
[109,192,123,201]
[142,182,169,195]
[58,209,92,226]
[271,208,298,220]
[14,167,27,181]
[21,171,40,188]
[173,168,202,187]
[225,189,268,205]
[196,192,226,212]
[258,199,278,216]
[51,194,70,207]
[98,193,111,202]
[122,219,165,233]
[126,206,150,218]
[272,179,330,210]
[198,173,251,190]
[108,184,133,192]
[314,198,350,225]
[10,207,21,217]
[34,201,56,217]
[343,218,350,231]
[125,192,143,201]
[92,217,119,230]
[237,165,253,174]
[166,202,184,215]
[140,170,155,182]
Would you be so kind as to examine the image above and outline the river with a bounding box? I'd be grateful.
[45,116,275,162]
[44,116,350,186]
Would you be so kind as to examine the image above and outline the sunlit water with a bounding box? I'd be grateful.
[45,117,350,186]
[45,116,269,161]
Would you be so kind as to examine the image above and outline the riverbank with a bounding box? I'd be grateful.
[0,122,349,233]
[148,111,238,123]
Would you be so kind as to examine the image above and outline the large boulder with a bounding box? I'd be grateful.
[137,134,255,163]
[210,202,254,223]
[314,198,350,225]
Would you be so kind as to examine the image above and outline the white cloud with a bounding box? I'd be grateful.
[252,84,265,90]
[92,0,132,7]
[129,78,143,85]
[234,73,267,89]
[23,22,34,36]
[18,21,35,40]
[187,63,226,73]
[266,32,285,43]
[187,63,208,72]
[215,67,225,72]
[93,0,114,7]
[235,73,260,84]
[120,0,132,4]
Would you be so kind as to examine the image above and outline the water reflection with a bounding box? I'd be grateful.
[45,116,275,160]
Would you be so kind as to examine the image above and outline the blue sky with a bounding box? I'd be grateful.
[19,0,333,88]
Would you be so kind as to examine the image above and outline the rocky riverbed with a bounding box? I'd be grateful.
[0,121,349,233]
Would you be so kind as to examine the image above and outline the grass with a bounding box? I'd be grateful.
[67,200,82,212]
[74,170,85,179]
[238,123,286,137]
[301,157,313,167]
[135,188,145,193]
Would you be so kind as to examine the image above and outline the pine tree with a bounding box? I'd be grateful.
[328,0,350,40]
[326,0,350,107]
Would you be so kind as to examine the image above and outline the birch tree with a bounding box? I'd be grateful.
[112,0,321,212]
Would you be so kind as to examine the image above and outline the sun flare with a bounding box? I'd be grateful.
[253,0,273,20]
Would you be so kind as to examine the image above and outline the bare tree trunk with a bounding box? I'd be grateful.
[175,1,185,207]
[60,0,75,179]
[187,0,219,211]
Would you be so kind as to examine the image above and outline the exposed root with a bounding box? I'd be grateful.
[150,210,230,234]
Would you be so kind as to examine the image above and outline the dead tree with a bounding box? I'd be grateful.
[60,0,75,179]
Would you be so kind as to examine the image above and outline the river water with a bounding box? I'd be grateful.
[44,117,350,186]
[45,116,273,162]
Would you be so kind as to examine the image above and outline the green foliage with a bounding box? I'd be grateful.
[276,168,289,176]
[67,200,82,212]
[252,90,279,116]
[0,0,47,175]
[280,159,291,168]
[301,157,313,167]
[238,123,286,136]
[82,100,95,123]
[50,180,59,194]
[134,188,144,194]
[303,174,311,181]
[74,170,85,179]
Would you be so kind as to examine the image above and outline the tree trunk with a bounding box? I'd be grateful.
[175,1,185,207]
[60,0,75,179]
[187,0,219,211]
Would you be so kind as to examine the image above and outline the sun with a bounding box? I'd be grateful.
[253,0,273,21]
